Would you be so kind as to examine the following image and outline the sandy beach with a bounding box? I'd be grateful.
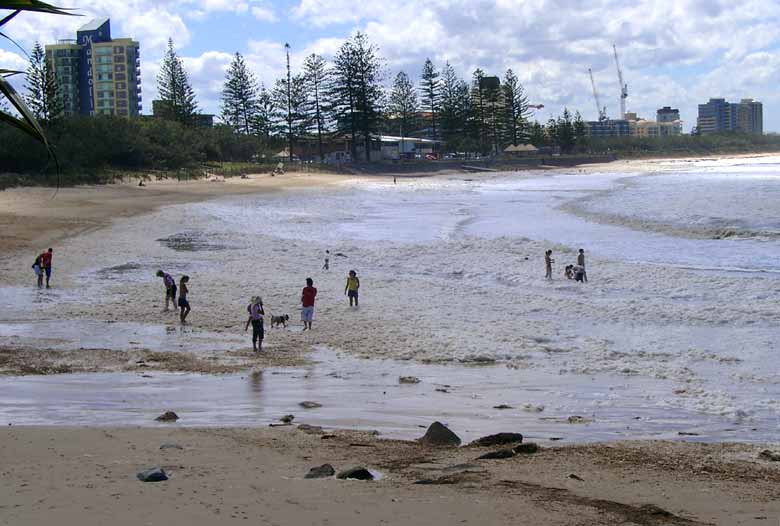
[2,425,778,526]
[1,157,780,525]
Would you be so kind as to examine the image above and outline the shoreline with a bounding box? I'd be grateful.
[1,425,778,525]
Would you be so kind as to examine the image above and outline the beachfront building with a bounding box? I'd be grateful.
[697,98,763,135]
[585,119,631,137]
[623,110,683,137]
[45,18,141,117]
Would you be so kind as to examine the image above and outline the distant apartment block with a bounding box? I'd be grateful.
[45,18,141,117]
[623,108,682,137]
[586,119,631,138]
[697,98,762,135]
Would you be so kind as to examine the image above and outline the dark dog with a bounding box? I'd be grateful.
[270,314,290,328]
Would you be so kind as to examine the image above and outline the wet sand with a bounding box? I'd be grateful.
[2,426,778,526]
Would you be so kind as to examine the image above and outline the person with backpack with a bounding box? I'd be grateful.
[245,296,265,352]
[32,253,43,288]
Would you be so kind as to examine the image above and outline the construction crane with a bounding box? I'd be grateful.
[613,43,628,120]
[588,68,607,121]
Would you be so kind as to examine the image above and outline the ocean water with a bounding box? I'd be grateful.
[2,156,779,442]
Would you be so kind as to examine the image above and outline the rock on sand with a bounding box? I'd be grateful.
[470,432,524,447]
[155,411,179,422]
[305,464,336,479]
[418,422,461,447]
[137,467,168,482]
[337,467,374,480]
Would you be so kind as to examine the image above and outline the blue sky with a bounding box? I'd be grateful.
[2,0,778,132]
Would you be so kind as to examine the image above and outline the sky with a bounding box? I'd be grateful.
[1,0,779,132]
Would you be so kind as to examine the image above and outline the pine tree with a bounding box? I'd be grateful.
[220,52,259,135]
[272,73,308,153]
[573,110,588,150]
[330,32,384,161]
[302,53,329,161]
[25,41,61,122]
[387,71,418,157]
[419,58,440,140]
[439,62,471,153]
[501,69,531,146]
[254,83,275,139]
[528,121,547,147]
[157,38,198,126]
[556,108,576,153]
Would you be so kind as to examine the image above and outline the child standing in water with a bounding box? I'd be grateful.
[322,250,330,270]
[545,250,554,280]
[178,275,191,323]
[345,270,360,307]
[245,296,265,352]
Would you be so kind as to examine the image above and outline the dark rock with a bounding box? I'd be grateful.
[160,443,183,450]
[493,404,513,410]
[566,415,592,424]
[470,432,524,447]
[137,467,168,482]
[337,467,374,481]
[568,473,584,481]
[414,471,483,485]
[305,464,335,479]
[677,431,699,436]
[399,376,420,384]
[298,424,324,434]
[418,422,461,447]
[155,411,179,422]
[759,450,780,462]
[514,443,539,454]
[299,401,322,409]
[280,414,295,423]
[477,448,517,460]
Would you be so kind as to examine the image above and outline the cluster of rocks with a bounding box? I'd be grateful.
[304,464,376,481]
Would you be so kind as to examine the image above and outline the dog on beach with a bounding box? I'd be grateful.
[270,314,290,328]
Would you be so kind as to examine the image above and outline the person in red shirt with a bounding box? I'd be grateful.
[39,248,53,288]
[300,277,317,331]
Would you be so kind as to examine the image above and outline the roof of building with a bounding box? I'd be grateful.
[504,143,539,153]
[78,17,110,32]
[378,135,442,144]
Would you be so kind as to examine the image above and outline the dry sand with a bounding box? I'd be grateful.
[1,425,778,526]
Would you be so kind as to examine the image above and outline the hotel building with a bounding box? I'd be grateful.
[45,18,141,117]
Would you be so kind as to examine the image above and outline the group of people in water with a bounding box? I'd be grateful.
[155,266,361,353]
[545,248,588,282]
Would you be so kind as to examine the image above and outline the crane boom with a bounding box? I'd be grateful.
[613,43,628,119]
[588,68,606,121]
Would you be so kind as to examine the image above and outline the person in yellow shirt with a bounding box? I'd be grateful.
[344,270,360,307]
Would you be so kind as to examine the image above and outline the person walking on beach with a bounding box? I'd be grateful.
[156,270,177,311]
[245,296,265,352]
[544,250,554,280]
[178,275,191,323]
[577,249,588,282]
[39,248,53,288]
[32,253,43,288]
[345,270,360,307]
[301,278,317,331]
[322,250,330,271]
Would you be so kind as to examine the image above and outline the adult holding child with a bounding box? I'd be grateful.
[301,278,317,331]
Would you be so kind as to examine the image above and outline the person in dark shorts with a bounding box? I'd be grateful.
[544,250,554,280]
[245,296,265,352]
[178,275,191,323]
[40,248,53,288]
[344,270,360,307]
[301,278,317,331]
[156,270,177,311]
[577,248,588,282]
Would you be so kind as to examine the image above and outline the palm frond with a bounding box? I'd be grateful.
[0,2,78,20]
[0,74,47,145]
[0,68,23,76]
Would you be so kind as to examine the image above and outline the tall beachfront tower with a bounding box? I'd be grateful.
[45,18,141,117]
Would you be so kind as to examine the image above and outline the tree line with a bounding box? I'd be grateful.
[155,33,537,160]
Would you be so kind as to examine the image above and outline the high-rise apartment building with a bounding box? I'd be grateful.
[697,98,763,135]
[656,107,680,123]
[45,18,141,117]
